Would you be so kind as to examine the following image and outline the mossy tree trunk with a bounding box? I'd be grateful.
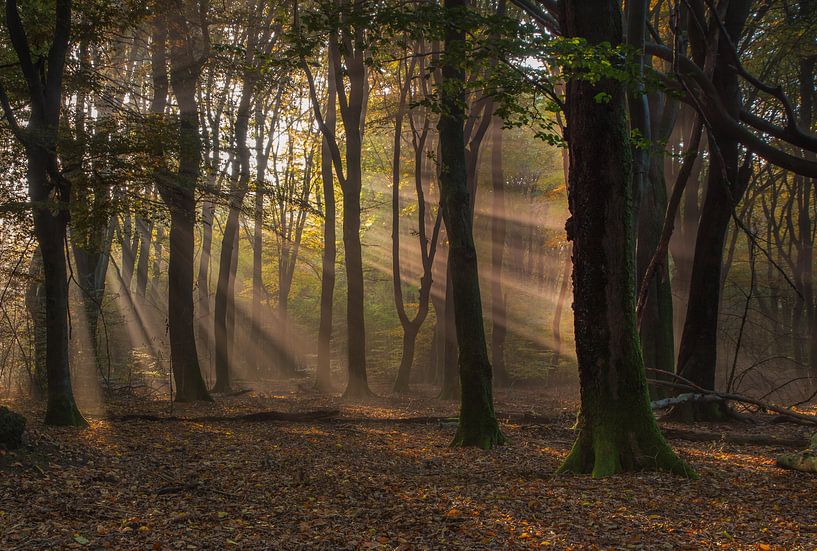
[438,0,503,449]
[558,0,691,477]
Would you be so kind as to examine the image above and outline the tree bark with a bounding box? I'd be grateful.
[489,115,508,387]
[2,0,86,425]
[315,54,338,392]
[670,0,752,421]
[557,0,690,476]
[439,0,503,448]
[157,4,211,402]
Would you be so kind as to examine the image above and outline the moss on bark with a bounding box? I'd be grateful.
[45,397,88,427]
[559,0,693,478]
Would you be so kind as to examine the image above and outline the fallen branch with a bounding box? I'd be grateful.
[651,393,723,410]
[646,369,817,426]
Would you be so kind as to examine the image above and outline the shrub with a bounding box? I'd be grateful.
[0,406,26,450]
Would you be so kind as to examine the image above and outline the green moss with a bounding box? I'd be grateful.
[558,418,697,478]
[45,398,88,427]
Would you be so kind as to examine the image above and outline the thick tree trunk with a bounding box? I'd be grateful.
[31,156,87,426]
[558,0,690,477]
[439,0,503,448]
[338,47,371,399]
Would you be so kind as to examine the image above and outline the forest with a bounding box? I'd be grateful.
[0,0,816,548]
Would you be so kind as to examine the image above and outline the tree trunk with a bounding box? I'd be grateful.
[552,248,571,365]
[670,0,752,421]
[438,268,460,399]
[160,7,211,402]
[135,216,152,298]
[120,213,139,297]
[557,0,690,477]
[439,0,503,448]
[315,58,337,392]
[25,251,47,398]
[490,115,508,387]
[341,130,370,398]
[3,0,86,425]
[393,324,420,392]
[32,154,87,426]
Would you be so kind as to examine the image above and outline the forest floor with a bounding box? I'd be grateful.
[2,380,817,550]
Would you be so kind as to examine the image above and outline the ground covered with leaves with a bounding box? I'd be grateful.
[2,383,816,550]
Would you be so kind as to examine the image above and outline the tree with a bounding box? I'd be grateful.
[391,50,442,394]
[489,114,508,387]
[438,0,503,449]
[300,0,373,398]
[556,0,691,476]
[669,0,754,421]
[153,2,211,402]
[0,0,86,426]
[212,1,279,392]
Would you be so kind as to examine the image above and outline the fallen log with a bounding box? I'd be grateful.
[776,434,817,473]
[660,427,810,449]
[105,411,562,425]
[108,409,341,423]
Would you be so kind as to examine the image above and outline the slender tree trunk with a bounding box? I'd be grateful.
[120,213,139,296]
[341,129,370,397]
[490,115,508,386]
[439,0,503,448]
[315,58,337,391]
[438,268,459,399]
[135,217,152,299]
[159,6,211,402]
[250,106,267,378]
[25,251,47,398]
[213,201,242,392]
[32,155,87,426]
[557,0,690,477]
[197,174,217,364]
[552,248,571,365]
